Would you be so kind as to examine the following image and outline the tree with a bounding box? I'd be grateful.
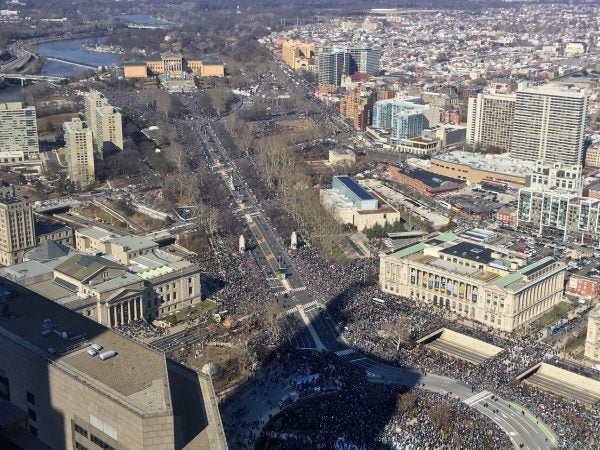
[429,404,452,431]
[381,318,412,351]
[396,393,418,416]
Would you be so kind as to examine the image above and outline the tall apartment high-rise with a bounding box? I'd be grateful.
[0,195,36,266]
[340,87,375,131]
[95,105,123,156]
[466,93,516,151]
[347,46,380,76]
[63,118,95,187]
[0,102,39,161]
[510,85,589,165]
[316,47,350,86]
[316,45,380,85]
[84,90,108,141]
[373,99,440,142]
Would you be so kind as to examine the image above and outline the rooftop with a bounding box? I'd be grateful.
[0,278,170,414]
[433,151,536,178]
[109,235,157,252]
[0,196,25,205]
[394,166,463,188]
[334,175,375,201]
[25,240,76,262]
[54,254,123,282]
[90,272,143,294]
[441,241,495,264]
[77,226,122,242]
[386,233,562,291]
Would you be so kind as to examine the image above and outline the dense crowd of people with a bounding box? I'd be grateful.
[90,82,599,449]
[286,251,599,449]
[259,362,512,450]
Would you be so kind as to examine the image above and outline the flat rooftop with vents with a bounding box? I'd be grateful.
[0,277,227,449]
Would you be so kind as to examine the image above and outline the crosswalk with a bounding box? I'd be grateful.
[289,286,307,293]
[302,300,318,309]
[463,390,493,406]
[285,306,299,315]
[335,349,356,357]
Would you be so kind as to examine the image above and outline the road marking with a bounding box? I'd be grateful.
[463,390,493,406]
[349,357,366,362]
[505,400,558,445]
[335,349,355,356]
[285,307,298,315]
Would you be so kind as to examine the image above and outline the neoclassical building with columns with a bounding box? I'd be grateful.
[0,233,202,327]
[379,232,565,332]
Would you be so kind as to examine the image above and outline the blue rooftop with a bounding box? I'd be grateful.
[334,176,374,201]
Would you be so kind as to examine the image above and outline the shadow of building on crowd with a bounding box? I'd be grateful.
[215,280,425,449]
[0,277,226,450]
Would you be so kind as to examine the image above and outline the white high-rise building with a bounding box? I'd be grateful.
[63,118,95,187]
[510,85,589,165]
[84,90,108,141]
[466,93,516,151]
[0,102,40,161]
[95,105,123,156]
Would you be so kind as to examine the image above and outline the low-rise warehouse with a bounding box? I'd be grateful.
[430,150,536,187]
[388,165,465,195]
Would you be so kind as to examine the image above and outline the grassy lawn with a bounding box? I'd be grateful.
[164,300,218,325]
[539,301,573,327]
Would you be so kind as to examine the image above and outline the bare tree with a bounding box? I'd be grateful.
[381,317,411,351]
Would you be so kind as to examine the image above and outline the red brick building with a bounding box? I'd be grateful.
[566,273,600,298]
[339,87,376,131]
[388,165,465,195]
[495,206,517,228]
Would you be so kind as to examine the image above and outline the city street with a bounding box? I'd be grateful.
[201,113,559,450]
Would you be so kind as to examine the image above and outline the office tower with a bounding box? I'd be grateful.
[84,90,108,142]
[95,105,123,156]
[466,93,516,151]
[347,46,380,76]
[0,195,36,266]
[316,46,350,86]
[0,102,39,160]
[0,279,227,450]
[281,40,315,69]
[63,118,95,187]
[373,99,439,141]
[510,85,589,164]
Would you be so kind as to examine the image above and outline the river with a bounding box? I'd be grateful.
[31,37,120,77]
